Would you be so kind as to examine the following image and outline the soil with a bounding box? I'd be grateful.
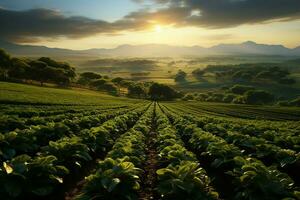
[139,104,159,200]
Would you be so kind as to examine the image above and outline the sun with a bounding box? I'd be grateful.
[155,25,162,33]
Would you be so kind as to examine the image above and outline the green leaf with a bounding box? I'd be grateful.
[107,178,120,192]
[3,162,13,174]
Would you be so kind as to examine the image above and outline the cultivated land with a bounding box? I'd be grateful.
[0,81,300,200]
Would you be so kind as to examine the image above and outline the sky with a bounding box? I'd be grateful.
[0,0,300,49]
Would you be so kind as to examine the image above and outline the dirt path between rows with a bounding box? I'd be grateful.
[139,104,159,200]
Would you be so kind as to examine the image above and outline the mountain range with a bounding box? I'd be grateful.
[1,40,300,57]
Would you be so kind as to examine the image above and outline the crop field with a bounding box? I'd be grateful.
[0,83,300,200]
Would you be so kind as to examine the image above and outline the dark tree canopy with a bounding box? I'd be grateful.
[175,70,187,82]
[89,79,107,88]
[244,90,275,105]
[0,49,76,86]
[80,72,102,80]
[111,77,124,84]
[78,72,102,85]
[192,68,205,79]
[148,83,180,100]
[8,58,31,79]
[0,49,11,78]
[0,49,10,69]
[128,84,146,98]
[229,85,254,95]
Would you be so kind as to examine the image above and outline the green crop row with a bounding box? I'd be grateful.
[75,103,154,200]
[161,104,299,200]
[0,104,149,199]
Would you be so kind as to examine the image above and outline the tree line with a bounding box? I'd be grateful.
[0,49,181,100]
[0,49,76,86]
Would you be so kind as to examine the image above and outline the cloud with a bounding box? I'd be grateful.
[1,0,300,43]
[0,7,155,43]
[0,8,112,42]
[131,0,300,28]
[186,0,300,28]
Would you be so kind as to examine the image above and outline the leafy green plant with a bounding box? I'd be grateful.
[76,158,143,200]
[42,136,92,169]
[159,144,197,165]
[0,155,69,198]
[227,156,297,200]
[157,161,219,200]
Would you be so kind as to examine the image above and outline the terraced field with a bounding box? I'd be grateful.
[0,83,300,200]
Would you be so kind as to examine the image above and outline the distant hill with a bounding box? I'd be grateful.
[1,40,300,57]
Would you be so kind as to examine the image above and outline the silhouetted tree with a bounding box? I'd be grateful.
[128,84,146,98]
[175,70,187,82]
[244,90,275,105]
[0,49,11,79]
[192,68,205,79]
[78,72,102,85]
[148,83,180,100]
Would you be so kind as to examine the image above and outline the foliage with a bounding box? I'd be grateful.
[77,72,102,85]
[174,70,187,82]
[0,49,75,85]
[229,85,254,95]
[227,156,297,200]
[128,84,147,98]
[76,158,142,200]
[243,90,275,105]
[0,155,69,198]
[149,83,181,100]
[192,68,205,79]
[157,161,219,200]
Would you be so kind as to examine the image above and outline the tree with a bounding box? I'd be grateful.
[78,72,102,85]
[28,60,49,85]
[80,72,102,80]
[89,79,107,88]
[148,83,180,100]
[174,70,187,82]
[8,58,31,79]
[192,69,205,79]
[244,90,275,105]
[0,49,11,79]
[111,77,124,84]
[37,57,76,85]
[229,85,254,95]
[128,84,146,98]
[100,83,118,95]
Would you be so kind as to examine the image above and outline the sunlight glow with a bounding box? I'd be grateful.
[155,25,162,33]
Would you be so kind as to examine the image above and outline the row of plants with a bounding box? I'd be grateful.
[0,105,143,162]
[154,105,219,200]
[171,101,300,121]
[0,104,150,199]
[75,103,154,200]
[161,105,300,200]
[164,105,300,175]
[0,105,133,133]
[166,103,300,151]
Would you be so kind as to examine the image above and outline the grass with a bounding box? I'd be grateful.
[0,81,143,105]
